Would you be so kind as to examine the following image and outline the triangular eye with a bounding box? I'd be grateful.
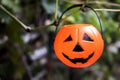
[64,35,72,42]
[83,34,93,41]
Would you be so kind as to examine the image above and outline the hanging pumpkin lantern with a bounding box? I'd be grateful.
[54,24,104,68]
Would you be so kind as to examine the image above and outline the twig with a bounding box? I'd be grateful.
[0,5,32,32]
[90,1,120,7]
[58,7,120,26]
[15,44,33,79]
[82,0,89,8]
[59,9,80,25]
[33,22,54,31]
[31,70,46,80]
[63,0,120,7]
[0,5,55,32]
[94,9,120,12]
[54,0,59,21]
[21,53,33,79]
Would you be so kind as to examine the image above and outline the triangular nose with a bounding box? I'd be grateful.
[73,43,84,52]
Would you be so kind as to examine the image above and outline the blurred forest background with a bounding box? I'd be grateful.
[0,0,120,80]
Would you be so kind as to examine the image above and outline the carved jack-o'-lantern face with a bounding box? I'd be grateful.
[54,24,104,68]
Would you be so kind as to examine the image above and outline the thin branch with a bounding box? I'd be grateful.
[91,1,120,7]
[21,53,33,79]
[54,0,59,21]
[33,22,54,31]
[0,5,55,32]
[82,0,89,8]
[31,70,46,80]
[94,9,120,12]
[58,8,120,26]
[15,44,33,79]
[0,5,32,32]
[63,0,120,7]
[59,9,80,25]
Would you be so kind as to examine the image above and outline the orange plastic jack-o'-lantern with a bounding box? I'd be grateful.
[54,24,104,68]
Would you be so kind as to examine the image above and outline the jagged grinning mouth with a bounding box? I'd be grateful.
[62,52,94,64]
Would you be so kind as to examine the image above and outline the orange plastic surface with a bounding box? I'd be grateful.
[54,24,104,68]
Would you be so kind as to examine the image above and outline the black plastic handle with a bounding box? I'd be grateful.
[54,4,103,38]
